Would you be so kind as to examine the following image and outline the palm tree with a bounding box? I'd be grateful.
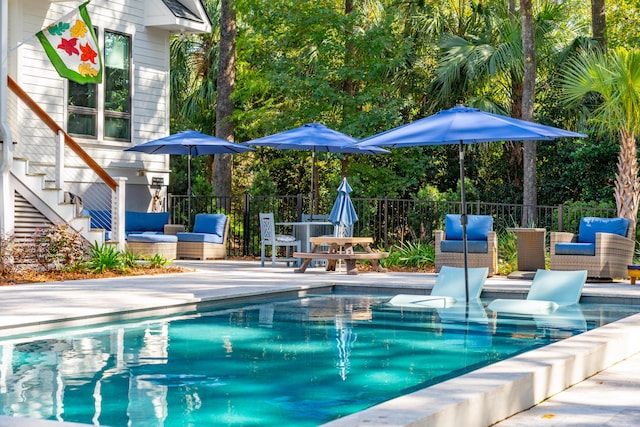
[562,48,640,233]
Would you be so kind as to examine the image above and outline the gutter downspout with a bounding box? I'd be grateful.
[0,0,15,236]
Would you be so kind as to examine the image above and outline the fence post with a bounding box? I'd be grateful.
[297,194,303,220]
[113,177,127,251]
[243,192,250,257]
[558,204,564,232]
[55,130,64,189]
[384,196,389,248]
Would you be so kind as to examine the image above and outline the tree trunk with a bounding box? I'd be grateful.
[591,0,607,50]
[213,0,236,206]
[615,129,639,233]
[521,0,537,226]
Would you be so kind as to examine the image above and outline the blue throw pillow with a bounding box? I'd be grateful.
[193,214,227,237]
[445,214,492,241]
[577,217,629,244]
[125,211,169,232]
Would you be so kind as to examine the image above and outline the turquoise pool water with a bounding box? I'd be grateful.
[0,292,636,427]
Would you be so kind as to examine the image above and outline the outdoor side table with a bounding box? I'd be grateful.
[506,228,546,280]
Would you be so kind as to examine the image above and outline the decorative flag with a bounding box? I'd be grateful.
[36,1,102,84]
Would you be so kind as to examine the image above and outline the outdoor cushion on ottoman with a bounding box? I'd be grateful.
[127,234,178,260]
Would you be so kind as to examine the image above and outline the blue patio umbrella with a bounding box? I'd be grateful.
[329,177,358,236]
[244,123,388,213]
[357,105,586,302]
[125,130,253,228]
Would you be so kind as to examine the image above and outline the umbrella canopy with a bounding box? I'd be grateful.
[244,123,388,213]
[329,177,358,237]
[357,105,586,302]
[245,123,387,153]
[125,130,253,227]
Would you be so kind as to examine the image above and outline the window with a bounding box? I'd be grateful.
[104,31,131,141]
[68,81,97,137]
[66,30,131,141]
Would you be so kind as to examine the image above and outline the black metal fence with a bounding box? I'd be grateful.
[168,194,618,257]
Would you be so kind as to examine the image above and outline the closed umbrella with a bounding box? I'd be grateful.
[125,130,253,228]
[244,123,388,214]
[329,177,358,237]
[357,105,586,302]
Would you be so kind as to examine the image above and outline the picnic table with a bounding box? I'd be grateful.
[294,236,388,275]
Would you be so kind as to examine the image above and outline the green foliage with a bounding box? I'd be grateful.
[497,231,518,276]
[121,248,139,269]
[148,254,170,268]
[167,0,635,210]
[383,240,435,269]
[88,243,125,274]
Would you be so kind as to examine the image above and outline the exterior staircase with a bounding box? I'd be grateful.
[10,157,105,245]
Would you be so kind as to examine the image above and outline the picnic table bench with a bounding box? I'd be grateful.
[294,236,388,275]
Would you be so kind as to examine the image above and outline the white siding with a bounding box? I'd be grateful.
[9,0,176,206]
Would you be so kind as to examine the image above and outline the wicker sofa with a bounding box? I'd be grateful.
[550,217,634,280]
[176,213,229,260]
[435,214,498,276]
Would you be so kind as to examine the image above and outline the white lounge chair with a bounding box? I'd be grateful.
[388,266,489,309]
[487,269,587,315]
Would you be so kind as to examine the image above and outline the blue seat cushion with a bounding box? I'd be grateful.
[176,232,224,244]
[445,214,493,241]
[126,211,169,233]
[440,239,488,253]
[577,217,629,243]
[555,242,595,256]
[127,233,177,243]
[192,214,227,237]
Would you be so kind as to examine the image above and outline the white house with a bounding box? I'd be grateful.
[0,0,210,247]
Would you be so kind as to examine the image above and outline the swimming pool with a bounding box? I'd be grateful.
[0,292,637,427]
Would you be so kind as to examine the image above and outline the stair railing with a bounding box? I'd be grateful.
[7,75,125,248]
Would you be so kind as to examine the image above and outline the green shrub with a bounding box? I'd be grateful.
[88,243,125,273]
[497,231,518,275]
[384,240,435,269]
[148,254,170,268]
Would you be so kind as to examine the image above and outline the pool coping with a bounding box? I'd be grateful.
[320,310,640,427]
[0,261,638,427]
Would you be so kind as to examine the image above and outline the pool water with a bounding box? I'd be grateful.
[0,293,636,427]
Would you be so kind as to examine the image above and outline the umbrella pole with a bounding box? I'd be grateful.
[187,151,192,230]
[311,150,316,218]
[459,140,470,305]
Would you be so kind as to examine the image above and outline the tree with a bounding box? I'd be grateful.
[213,0,236,201]
[520,0,536,225]
[562,48,640,233]
[591,0,606,49]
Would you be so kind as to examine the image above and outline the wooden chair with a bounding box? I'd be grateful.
[260,213,301,267]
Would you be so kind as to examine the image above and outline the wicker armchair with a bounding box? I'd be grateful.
[176,214,229,260]
[550,217,634,280]
[435,214,498,276]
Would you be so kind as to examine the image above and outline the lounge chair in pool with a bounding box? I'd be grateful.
[435,214,498,276]
[388,265,489,309]
[487,269,587,315]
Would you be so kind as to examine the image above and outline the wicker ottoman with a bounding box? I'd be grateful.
[127,234,178,259]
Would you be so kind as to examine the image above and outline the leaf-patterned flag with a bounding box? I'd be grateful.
[36,1,102,84]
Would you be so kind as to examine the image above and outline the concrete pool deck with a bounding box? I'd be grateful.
[0,260,638,427]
